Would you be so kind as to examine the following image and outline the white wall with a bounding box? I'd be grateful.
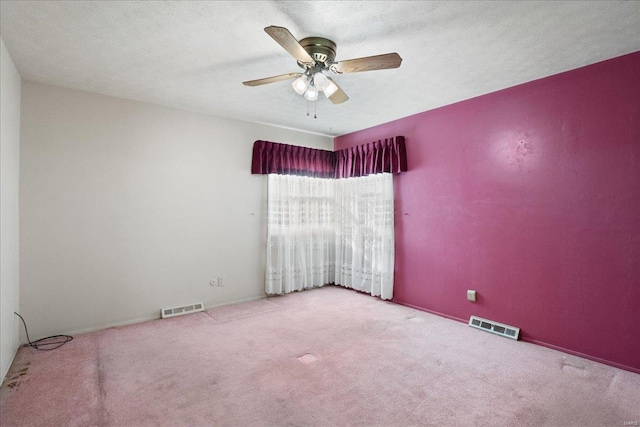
[1,39,22,381]
[20,81,332,338]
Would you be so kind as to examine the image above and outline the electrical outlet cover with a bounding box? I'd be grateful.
[467,290,477,302]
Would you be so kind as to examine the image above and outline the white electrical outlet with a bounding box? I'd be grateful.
[467,290,477,302]
[217,277,224,287]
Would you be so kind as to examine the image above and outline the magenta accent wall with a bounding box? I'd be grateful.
[335,52,640,373]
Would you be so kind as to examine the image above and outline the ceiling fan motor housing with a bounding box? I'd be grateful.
[298,37,337,68]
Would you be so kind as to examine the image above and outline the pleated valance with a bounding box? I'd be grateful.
[251,136,406,178]
[334,137,407,178]
[251,140,336,178]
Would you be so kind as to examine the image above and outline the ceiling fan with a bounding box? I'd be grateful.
[243,26,402,104]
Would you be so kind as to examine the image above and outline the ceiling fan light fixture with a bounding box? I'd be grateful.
[304,85,318,101]
[292,75,310,95]
[245,26,403,109]
[324,78,339,97]
[313,72,329,91]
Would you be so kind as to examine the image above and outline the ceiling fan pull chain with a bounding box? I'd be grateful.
[314,100,317,119]
[306,100,310,117]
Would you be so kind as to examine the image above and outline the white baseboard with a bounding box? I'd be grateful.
[204,294,266,311]
[63,314,161,337]
[60,294,268,337]
[17,294,268,344]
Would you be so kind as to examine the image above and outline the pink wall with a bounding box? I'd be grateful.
[335,52,640,373]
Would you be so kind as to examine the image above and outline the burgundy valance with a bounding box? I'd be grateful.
[251,136,406,179]
[334,137,407,178]
[251,140,336,178]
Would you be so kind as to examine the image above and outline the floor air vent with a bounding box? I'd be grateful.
[469,316,520,340]
[161,302,205,319]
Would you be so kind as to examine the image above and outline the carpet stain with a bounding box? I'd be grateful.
[2,362,31,392]
[6,381,20,389]
[7,367,28,380]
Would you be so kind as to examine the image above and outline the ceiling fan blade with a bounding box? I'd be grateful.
[243,72,302,87]
[331,53,402,74]
[327,78,349,104]
[264,26,314,64]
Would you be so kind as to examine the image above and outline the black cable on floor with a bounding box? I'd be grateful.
[14,312,73,351]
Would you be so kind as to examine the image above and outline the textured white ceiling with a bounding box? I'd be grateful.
[1,1,639,137]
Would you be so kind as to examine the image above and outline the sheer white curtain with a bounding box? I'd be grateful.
[266,174,335,294]
[266,173,395,300]
[334,173,395,299]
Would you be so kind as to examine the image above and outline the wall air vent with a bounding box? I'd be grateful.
[161,302,205,319]
[469,316,520,340]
